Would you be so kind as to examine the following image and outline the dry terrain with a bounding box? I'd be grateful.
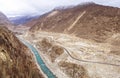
[16,2,120,78]
[22,31,120,78]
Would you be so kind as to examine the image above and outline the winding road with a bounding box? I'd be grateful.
[62,46,120,67]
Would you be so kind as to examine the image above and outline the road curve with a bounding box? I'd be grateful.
[62,46,120,67]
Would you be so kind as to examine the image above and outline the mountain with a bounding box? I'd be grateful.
[0,26,44,78]
[0,12,11,25]
[0,12,14,31]
[9,15,40,25]
[22,3,120,78]
[0,12,31,34]
[27,3,120,43]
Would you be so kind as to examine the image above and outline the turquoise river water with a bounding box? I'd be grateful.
[22,40,56,78]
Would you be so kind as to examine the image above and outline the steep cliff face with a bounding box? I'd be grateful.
[0,26,44,78]
[28,3,120,42]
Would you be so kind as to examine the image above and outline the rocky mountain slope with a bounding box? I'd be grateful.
[0,26,44,78]
[27,3,120,43]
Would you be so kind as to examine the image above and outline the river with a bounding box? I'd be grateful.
[21,40,56,78]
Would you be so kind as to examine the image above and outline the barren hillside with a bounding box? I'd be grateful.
[27,3,120,42]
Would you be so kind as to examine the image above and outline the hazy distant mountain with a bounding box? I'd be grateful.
[9,15,40,25]
[27,3,120,42]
